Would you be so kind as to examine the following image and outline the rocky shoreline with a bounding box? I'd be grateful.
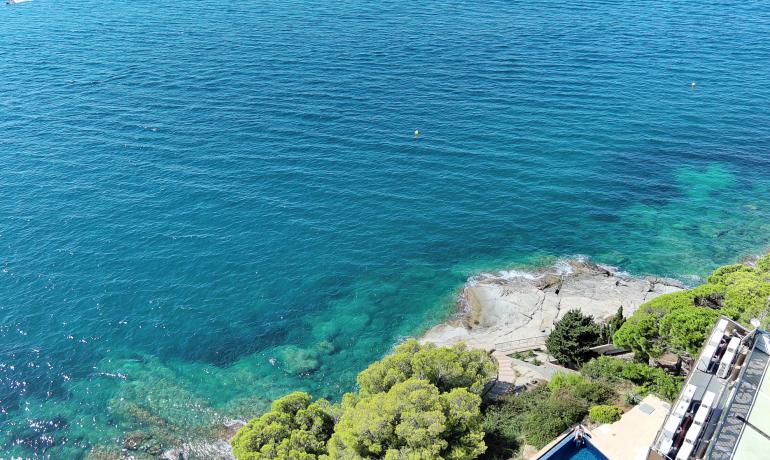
[136,259,684,460]
[421,258,684,351]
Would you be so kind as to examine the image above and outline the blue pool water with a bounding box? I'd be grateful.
[2,0,770,457]
[538,434,609,460]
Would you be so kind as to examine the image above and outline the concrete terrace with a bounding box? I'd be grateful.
[590,396,670,460]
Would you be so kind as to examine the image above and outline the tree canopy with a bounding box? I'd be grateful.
[232,340,496,460]
[327,379,486,460]
[356,339,497,396]
[614,255,770,361]
[545,309,601,368]
[230,392,336,460]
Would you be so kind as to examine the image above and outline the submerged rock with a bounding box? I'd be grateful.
[123,430,163,455]
[161,440,235,460]
[314,339,337,355]
[276,345,320,374]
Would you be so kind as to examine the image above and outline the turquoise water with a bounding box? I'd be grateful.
[2,0,770,457]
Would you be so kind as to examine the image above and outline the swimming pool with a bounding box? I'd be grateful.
[537,432,609,460]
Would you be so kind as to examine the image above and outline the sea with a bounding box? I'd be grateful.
[2,0,770,457]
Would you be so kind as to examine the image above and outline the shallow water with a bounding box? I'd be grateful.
[2,0,770,457]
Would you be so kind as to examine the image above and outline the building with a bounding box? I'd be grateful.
[649,317,770,460]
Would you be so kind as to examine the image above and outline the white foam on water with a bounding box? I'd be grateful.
[496,269,539,280]
[553,259,574,276]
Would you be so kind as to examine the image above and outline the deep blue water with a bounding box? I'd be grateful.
[2,0,770,457]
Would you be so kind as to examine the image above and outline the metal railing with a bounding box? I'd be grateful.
[495,334,548,352]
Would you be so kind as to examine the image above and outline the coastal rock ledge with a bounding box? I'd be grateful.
[421,259,684,351]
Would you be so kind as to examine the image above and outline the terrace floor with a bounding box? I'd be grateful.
[589,396,670,460]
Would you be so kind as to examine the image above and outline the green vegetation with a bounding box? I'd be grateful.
[614,254,770,361]
[599,307,625,345]
[357,340,497,396]
[509,349,544,366]
[233,256,769,460]
[589,405,623,424]
[509,350,535,361]
[230,392,336,460]
[482,373,615,455]
[327,379,485,459]
[232,340,495,460]
[546,309,601,368]
[580,356,682,401]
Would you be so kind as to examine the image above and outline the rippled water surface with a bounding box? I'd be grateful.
[2,0,770,457]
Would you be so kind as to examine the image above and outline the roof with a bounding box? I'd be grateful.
[649,317,770,460]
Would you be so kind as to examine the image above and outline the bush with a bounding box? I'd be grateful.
[548,372,615,405]
[230,392,335,460]
[573,380,616,405]
[482,388,538,457]
[483,384,590,450]
[482,373,617,453]
[548,372,586,392]
[589,405,623,424]
[546,309,601,368]
[580,356,627,382]
[356,339,497,396]
[707,263,753,285]
[625,392,642,406]
[520,392,588,448]
[580,357,683,401]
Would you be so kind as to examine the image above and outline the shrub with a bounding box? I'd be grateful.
[520,392,588,448]
[589,405,623,424]
[573,380,616,405]
[580,357,683,401]
[546,309,601,368]
[580,356,627,382]
[548,372,586,393]
[625,392,642,406]
[548,372,615,405]
[721,271,770,323]
[482,375,615,453]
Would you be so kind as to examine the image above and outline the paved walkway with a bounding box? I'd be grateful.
[485,350,575,399]
[493,350,518,383]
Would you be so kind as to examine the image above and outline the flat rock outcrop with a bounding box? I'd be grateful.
[421,259,683,351]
